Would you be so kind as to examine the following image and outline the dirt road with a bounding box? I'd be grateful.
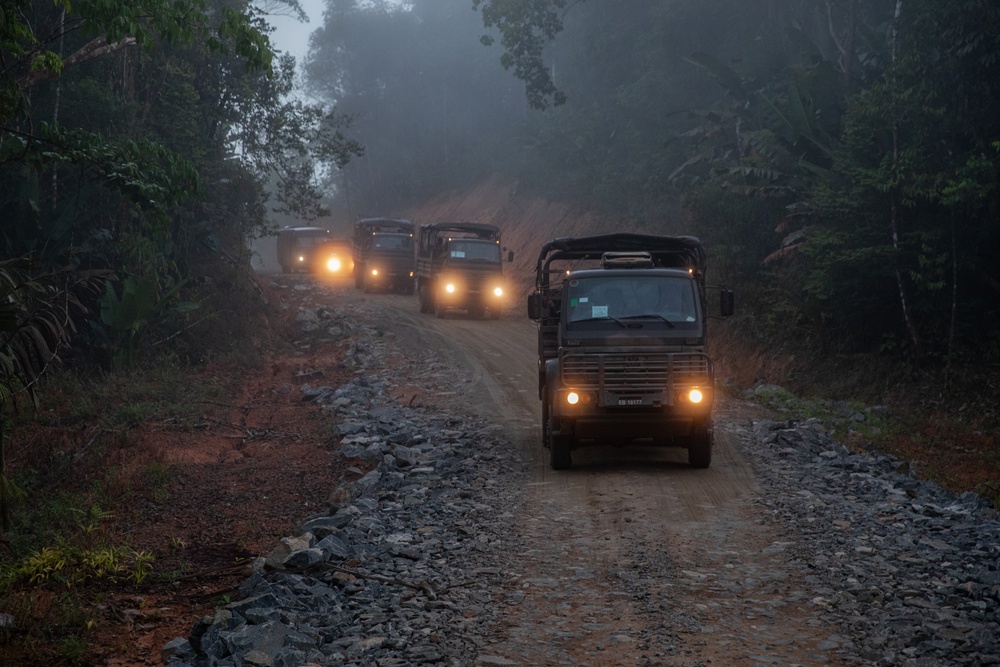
[365,291,853,667]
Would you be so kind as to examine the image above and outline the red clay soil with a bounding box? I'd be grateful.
[0,279,365,667]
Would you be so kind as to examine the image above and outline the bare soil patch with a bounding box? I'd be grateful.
[0,277,360,667]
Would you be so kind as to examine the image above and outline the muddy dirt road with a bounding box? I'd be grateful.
[364,290,853,667]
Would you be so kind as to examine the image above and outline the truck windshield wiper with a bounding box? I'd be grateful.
[572,316,626,328]
[620,314,676,328]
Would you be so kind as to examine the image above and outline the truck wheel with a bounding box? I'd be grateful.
[688,430,712,469]
[549,427,572,470]
[405,281,415,296]
[418,285,430,313]
[541,397,550,446]
[354,265,363,289]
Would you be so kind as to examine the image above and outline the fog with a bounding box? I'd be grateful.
[255,0,1000,361]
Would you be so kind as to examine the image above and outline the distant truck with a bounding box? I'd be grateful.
[351,217,416,294]
[275,226,351,276]
[526,233,734,470]
[415,222,512,319]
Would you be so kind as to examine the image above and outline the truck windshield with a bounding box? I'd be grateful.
[564,275,698,327]
[373,234,412,250]
[447,240,500,262]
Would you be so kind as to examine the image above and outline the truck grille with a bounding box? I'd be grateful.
[561,352,710,391]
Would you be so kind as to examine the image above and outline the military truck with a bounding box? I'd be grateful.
[415,222,512,319]
[526,233,734,470]
[276,226,349,275]
[351,217,415,294]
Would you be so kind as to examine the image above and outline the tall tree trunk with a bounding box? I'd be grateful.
[888,0,924,359]
[946,214,958,385]
[51,9,66,207]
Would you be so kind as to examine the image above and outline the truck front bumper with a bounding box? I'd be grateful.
[550,386,713,440]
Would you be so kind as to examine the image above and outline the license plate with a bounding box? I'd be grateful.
[618,399,643,406]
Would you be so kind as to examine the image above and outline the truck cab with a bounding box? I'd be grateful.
[416,222,513,319]
[352,217,415,294]
[527,233,734,470]
[276,226,351,277]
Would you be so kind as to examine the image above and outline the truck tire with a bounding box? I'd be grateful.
[541,396,550,445]
[688,430,712,469]
[549,425,572,470]
[354,265,363,289]
[418,284,431,313]
[405,281,415,296]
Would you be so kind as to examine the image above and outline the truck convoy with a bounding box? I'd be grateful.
[351,217,416,294]
[415,222,513,319]
[526,233,734,470]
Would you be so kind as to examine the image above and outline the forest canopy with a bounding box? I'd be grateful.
[1,0,997,395]
[306,0,999,364]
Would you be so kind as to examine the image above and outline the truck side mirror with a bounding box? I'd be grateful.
[527,293,542,320]
[720,288,735,317]
[507,250,514,262]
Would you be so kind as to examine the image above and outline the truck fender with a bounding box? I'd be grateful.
[542,358,561,405]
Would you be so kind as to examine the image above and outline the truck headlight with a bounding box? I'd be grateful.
[327,257,342,272]
[493,286,504,297]
[298,255,305,263]
[445,283,456,294]
[370,267,379,276]
[566,391,580,405]
[688,388,704,404]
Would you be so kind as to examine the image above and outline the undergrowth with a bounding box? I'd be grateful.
[0,348,259,665]
[715,315,1000,510]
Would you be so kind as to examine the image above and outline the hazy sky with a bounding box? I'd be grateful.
[265,0,326,63]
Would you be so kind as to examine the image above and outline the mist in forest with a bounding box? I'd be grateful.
[292,0,1000,363]
[2,0,996,363]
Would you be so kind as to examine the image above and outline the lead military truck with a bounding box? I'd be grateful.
[527,233,734,470]
[415,222,512,319]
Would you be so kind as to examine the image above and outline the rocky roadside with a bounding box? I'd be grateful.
[160,283,999,667]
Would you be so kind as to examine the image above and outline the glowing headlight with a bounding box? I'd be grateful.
[445,283,456,294]
[688,388,704,404]
[327,258,342,272]
[493,287,503,297]
[370,268,379,276]
[298,255,305,262]
[566,391,580,405]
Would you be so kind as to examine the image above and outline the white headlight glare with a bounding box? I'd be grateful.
[566,391,580,405]
[688,388,704,404]
[370,268,379,276]
[445,283,456,294]
[327,258,341,272]
[493,287,503,297]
